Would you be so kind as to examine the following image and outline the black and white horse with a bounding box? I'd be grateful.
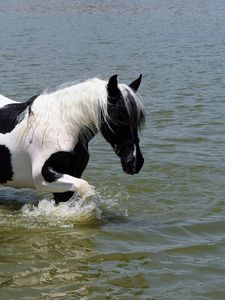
[0,75,145,204]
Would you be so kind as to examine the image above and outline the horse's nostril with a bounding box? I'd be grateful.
[128,160,135,168]
[125,157,136,174]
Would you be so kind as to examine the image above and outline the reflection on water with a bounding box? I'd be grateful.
[1,0,225,299]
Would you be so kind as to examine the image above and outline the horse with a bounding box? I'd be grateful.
[0,75,145,204]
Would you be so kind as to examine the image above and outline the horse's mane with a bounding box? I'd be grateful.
[18,78,145,145]
[116,84,145,130]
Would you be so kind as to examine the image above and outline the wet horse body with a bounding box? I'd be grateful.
[0,75,145,203]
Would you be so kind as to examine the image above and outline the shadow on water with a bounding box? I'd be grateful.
[0,187,39,210]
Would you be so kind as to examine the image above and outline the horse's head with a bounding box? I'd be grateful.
[100,75,145,175]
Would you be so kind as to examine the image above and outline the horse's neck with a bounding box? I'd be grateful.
[32,80,107,144]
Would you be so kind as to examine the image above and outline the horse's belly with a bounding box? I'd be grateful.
[0,144,34,188]
[10,153,34,188]
[6,168,34,189]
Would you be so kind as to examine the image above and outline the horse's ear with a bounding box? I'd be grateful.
[129,74,142,92]
[107,75,119,102]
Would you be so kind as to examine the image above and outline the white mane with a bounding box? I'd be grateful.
[34,78,108,136]
[17,77,144,147]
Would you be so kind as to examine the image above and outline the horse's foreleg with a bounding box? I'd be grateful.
[31,149,94,200]
[33,173,95,199]
[53,143,90,203]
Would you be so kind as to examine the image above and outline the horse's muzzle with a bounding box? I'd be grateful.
[121,147,144,175]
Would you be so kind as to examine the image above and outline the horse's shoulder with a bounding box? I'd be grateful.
[0,94,39,134]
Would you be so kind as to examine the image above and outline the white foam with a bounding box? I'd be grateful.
[20,187,129,227]
[21,196,102,225]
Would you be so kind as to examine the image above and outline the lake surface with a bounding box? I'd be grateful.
[1,0,225,299]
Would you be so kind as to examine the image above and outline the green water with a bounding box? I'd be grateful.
[1,1,225,299]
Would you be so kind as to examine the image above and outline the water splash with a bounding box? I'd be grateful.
[20,187,129,226]
[21,196,102,225]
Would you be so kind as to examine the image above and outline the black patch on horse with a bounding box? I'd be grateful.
[42,151,76,183]
[42,143,89,203]
[0,145,13,183]
[0,95,38,134]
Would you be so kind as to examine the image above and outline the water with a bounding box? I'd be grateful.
[1,0,225,299]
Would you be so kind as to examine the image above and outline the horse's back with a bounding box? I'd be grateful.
[0,94,19,138]
[0,94,38,135]
[0,94,18,108]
